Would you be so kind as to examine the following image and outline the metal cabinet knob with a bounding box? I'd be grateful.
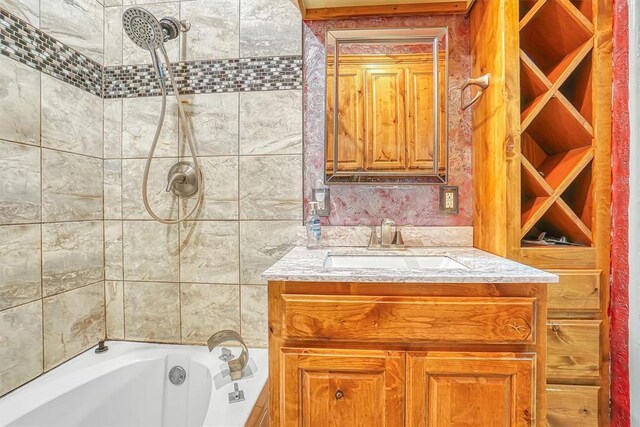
[335,389,344,400]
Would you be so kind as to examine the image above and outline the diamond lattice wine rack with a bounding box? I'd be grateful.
[519,0,595,247]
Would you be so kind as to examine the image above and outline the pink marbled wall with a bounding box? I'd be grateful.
[303,15,473,226]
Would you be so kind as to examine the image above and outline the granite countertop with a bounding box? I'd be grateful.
[262,246,559,284]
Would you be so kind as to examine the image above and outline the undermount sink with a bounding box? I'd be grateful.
[323,255,468,270]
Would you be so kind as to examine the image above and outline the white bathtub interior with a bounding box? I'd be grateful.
[0,341,268,427]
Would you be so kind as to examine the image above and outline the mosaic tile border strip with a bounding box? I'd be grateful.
[0,8,103,96]
[0,7,302,99]
[103,56,303,99]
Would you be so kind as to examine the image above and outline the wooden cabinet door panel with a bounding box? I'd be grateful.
[547,320,601,379]
[326,66,365,172]
[364,66,407,170]
[281,294,536,344]
[546,385,600,426]
[281,347,404,427]
[407,352,535,427]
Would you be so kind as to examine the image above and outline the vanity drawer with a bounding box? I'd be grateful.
[547,320,601,379]
[546,385,600,426]
[279,294,536,344]
[547,270,601,311]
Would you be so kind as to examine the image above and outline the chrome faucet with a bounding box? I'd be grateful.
[368,218,405,250]
[207,330,249,381]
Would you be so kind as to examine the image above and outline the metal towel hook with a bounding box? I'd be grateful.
[461,73,490,110]
[207,330,249,381]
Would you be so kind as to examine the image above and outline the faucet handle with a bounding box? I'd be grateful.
[369,227,379,246]
[392,230,404,246]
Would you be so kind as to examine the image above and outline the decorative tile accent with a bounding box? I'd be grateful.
[0,8,103,96]
[0,8,302,99]
[104,56,302,98]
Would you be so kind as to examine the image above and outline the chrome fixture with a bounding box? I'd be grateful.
[169,366,187,385]
[166,161,199,197]
[207,330,249,381]
[122,7,203,224]
[368,218,405,250]
[228,383,245,404]
[461,73,490,110]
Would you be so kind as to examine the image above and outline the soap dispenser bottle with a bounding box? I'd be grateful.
[306,202,322,249]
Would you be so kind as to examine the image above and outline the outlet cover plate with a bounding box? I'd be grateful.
[440,186,459,214]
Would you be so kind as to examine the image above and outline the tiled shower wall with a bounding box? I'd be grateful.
[101,0,303,347]
[0,0,105,396]
[0,0,303,397]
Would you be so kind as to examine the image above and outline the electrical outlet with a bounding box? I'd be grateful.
[440,186,459,214]
[312,188,331,216]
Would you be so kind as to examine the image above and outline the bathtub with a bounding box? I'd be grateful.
[0,341,268,427]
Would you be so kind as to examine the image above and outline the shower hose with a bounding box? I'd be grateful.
[142,44,204,224]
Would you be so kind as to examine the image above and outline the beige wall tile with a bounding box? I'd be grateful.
[41,75,103,158]
[180,221,239,284]
[179,156,238,220]
[0,225,41,311]
[42,221,104,297]
[240,220,299,284]
[121,158,179,220]
[180,93,239,156]
[124,281,180,342]
[0,0,39,26]
[239,90,302,155]
[0,300,43,396]
[123,221,179,281]
[240,0,301,58]
[240,285,267,347]
[181,283,240,344]
[239,155,302,220]
[105,221,124,281]
[122,97,179,158]
[41,0,104,63]
[105,281,124,340]
[180,0,239,61]
[42,150,103,222]
[0,55,40,146]
[104,6,123,66]
[104,160,122,220]
[104,99,123,159]
[0,141,41,225]
[43,283,105,370]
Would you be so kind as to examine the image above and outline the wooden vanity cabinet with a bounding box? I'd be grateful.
[268,281,547,426]
[470,1,612,424]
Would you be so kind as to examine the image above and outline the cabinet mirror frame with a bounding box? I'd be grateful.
[325,27,449,185]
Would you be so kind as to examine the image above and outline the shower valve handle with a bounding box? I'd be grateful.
[166,172,187,192]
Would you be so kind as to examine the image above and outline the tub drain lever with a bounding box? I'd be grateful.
[228,383,245,404]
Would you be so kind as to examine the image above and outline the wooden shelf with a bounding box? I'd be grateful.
[525,97,592,150]
[518,0,596,249]
[520,0,592,82]
[559,52,593,125]
[520,53,549,115]
[526,201,592,246]
[294,0,474,19]
[560,162,593,229]
[570,0,594,23]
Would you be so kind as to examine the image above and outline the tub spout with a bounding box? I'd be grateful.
[207,330,249,381]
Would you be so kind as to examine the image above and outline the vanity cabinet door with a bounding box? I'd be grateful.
[406,352,535,427]
[280,347,404,427]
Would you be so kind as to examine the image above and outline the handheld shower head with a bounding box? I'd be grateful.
[122,7,163,51]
